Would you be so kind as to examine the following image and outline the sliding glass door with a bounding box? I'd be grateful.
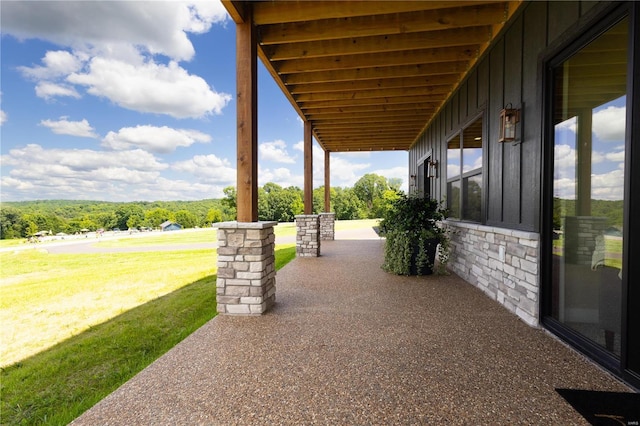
[545,8,639,386]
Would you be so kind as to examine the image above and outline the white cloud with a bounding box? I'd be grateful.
[554,144,576,179]
[172,154,236,184]
[2,1,228,62]
[591,167,625,200]
[35,82,81,100]
[0,144,174,200]
[6,2,232,117]
[40,118,98,138]
[103,125,211,153]
[0,110,6,126]
[260,140,296,164]
[259,167,303,188]
[19,50,83,80]
[68,57,231,119]
[555,116,577,133]
[328,153,371,187]
[593,105,625,142]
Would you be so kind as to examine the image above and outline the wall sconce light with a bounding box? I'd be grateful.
[499,104,520,143]
[410,174,416,187]
[427,160,438,179]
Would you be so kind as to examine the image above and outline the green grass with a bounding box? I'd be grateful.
[0,244,296,426]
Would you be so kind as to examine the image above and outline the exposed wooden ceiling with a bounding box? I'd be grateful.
[222,1,522,153]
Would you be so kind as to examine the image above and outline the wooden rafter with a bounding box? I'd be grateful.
[223,0,523,152]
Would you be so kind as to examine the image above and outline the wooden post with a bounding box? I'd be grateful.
[324,150,331,212]
[236,6,258,222]
[304,121,313,214]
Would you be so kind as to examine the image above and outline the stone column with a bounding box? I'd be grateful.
[214,221,277,315]
[319,212,335,241]
[295,214,320,257]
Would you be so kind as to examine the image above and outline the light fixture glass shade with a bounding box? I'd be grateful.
[499,108,520,142]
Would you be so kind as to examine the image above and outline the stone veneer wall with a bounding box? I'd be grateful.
[444,221,540,326]
[214,221,277,315]
[319,212,336,241]
[295,215,320,257]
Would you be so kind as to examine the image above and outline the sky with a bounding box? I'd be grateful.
[0,1,409,202]
[553,96,626,201]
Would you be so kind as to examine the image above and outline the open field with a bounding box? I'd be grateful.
[0,219,377,424]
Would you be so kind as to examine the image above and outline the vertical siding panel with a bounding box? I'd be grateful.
[488,39,505,224]
[548,1,580,41]
[452,92,460,130]
[521,1,547,232]
[467,69,478,116]
[477,57,489,108]
[503,15,524,226]
[459,81,469,123]
[439,114,447,201]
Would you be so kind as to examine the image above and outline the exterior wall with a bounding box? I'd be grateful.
[409,1,609,324]
[445,221,539,326]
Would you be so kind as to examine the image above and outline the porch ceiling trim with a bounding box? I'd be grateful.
[222,0,523,153]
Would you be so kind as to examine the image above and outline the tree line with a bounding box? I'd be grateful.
[0,174,402,239]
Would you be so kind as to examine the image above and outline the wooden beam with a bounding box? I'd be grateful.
[260,4,507,44]
[295,85,452,102]
[236,5,258,222]
[272,45,479,74]
[304,121,313,214]
[283,60,470,84]
[288,74,459,94]
[265,26,492,61]
[252,0,506,25]
[324,150,330,213]
[299,94,447,109]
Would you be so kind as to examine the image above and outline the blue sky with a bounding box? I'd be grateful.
[0,1,408,202]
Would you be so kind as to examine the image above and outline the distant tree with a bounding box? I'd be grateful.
[388,177,403,191]
[353,173,389,217]
[0,207,24,239]
[114,204,144,230]
[175,210,198,229]
[373,189,402,219]
[222,186,237,219]
[204,208,223,225]
[145,208,175,228]
[333,187,365,220]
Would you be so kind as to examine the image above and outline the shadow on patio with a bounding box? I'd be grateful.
[72,229,634,425]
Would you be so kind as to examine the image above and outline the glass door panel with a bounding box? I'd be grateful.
[550,18,628,357]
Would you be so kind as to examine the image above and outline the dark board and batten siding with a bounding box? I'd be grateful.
[409,1,604,233]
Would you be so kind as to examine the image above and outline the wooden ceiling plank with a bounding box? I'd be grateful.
[289,75,459,94]
[300,95,446,109]
[304,103,437,115]
[272,45,479,74]
[265,26,492,60]
[259,3,507,44]
[252,0,506,25]
[284,62,469,84]
[295,86,453,102]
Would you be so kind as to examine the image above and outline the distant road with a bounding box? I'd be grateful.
[1,225,378,255]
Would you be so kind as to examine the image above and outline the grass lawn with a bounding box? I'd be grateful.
[1,244,296,426]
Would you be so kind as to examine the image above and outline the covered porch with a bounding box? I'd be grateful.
[72,230,633,424]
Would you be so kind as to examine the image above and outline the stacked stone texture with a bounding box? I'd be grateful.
[319,212,336,240]
[295,215,320,257]
[564,216,607,265]
[214,221,277,315]
[445,221,540,326]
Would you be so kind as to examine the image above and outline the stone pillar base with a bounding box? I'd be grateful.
[319,212,336,241]
[214,221,278,315]
[295,215,320,257]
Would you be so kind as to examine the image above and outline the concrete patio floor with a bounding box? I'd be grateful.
[72,227,634,425]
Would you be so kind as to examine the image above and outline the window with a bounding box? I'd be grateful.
[446,116,483,221]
